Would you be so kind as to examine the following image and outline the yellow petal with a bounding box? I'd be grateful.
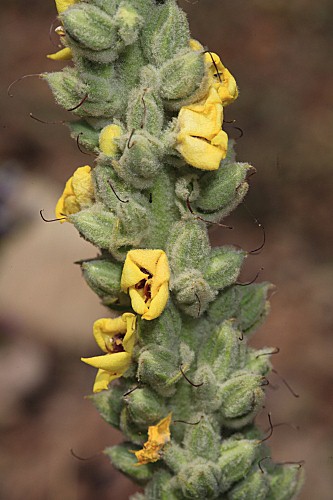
[55,0,77,14]
[129,288,149,316]
[122,313,137,354]
[134,414,172,465]
[71,165,94,208]
[92,369,119,393]
[150,251,170,297]
[47,47,73,61]
[177,133,227,171]
[142,282,169,321]
[81,352,131,373]
[99,124,123,156]
[120,256,148,292]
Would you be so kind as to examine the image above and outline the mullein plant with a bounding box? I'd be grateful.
[45,0,304,498]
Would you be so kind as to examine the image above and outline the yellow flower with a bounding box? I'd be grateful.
[134,414,172,465]
[204,51,238,106]
[120,250,170,321]
[55,0,77,14]
[99,124,123,156]
[189,39,238,106]
[176,86,228,170]
[81,313,137,393]
[55,165,94,222]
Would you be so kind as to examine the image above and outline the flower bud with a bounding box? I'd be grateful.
[70,203,117,249]
[80,258,130,307]
[177,460,221,499]
[204,246,246,291]
[167,219,210,275]
[144,470,179,500]
[68,120,100,153]
[267,464,305,500]
[114,131,163,189]
[183,418,220,462]
[141,0,190,67]
[127,87,164,135]
[45,68,89,117]
[218,438,259,492]
[114,2,144,46]
[62,4,121,59]
[192,365,221,412]
[207,286,240,325]
[228,469,269,500]
[219,372,265,428]
[125,387,167,428]
[88,385,125,429]
[160,49,205,102]
[196,162,253,217]
[137,345,181,397]
[172,269,216,317]
[198,321,240,383]
[237,282,273,335]
[105,443,154,484]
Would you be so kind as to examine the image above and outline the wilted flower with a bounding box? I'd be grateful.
[134,413,172,465]
[55,165,94,222]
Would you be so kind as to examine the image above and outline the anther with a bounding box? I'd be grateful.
[179,365,203,388]
[107,180,129,203]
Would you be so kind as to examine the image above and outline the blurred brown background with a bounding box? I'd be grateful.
[1,0,332,499]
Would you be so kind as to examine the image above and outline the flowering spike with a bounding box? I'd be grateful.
[40,0,304,498]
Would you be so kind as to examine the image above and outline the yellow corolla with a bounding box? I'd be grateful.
[99,124,123,156]
[205,51,238,106]
[134,414,172,465]
[189,39,238,106]
[81,313,137,393]
[55,165,94,222]
[176,86,228,171]
[121,250,170,321]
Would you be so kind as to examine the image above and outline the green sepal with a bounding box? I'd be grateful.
[196,162,253,216]
[125,386,167,428]
[198,320,240,383]
[87,385,126,429]
[44,68,89,117]
[141,0,190,67]
[159,49,205,102]
[136,303,181,351]
[177,459,221,500]
[207,282,272,337]
[68,120,100,152]
[62,4,119,52]
[266,464,305,500]
[93,163,131,210]
[127,86,164,136]
[246,347,273,377]
[218,438,259,493]
[105,443,154,485]
[172,269,216,318]
[183,417,221,462]
[167,218,210,275]
[204,246,246,291]
[115,2,144,46]
[114,130,164,189]
[219,372,265,428]
[137,345,182,397]
[227,469,269,500]
[192,365,221,412]
[70,203,117,250]
[162,442,188,474]
[144,470,179,500]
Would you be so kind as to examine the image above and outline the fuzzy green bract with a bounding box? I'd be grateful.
[46,0,304,498]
